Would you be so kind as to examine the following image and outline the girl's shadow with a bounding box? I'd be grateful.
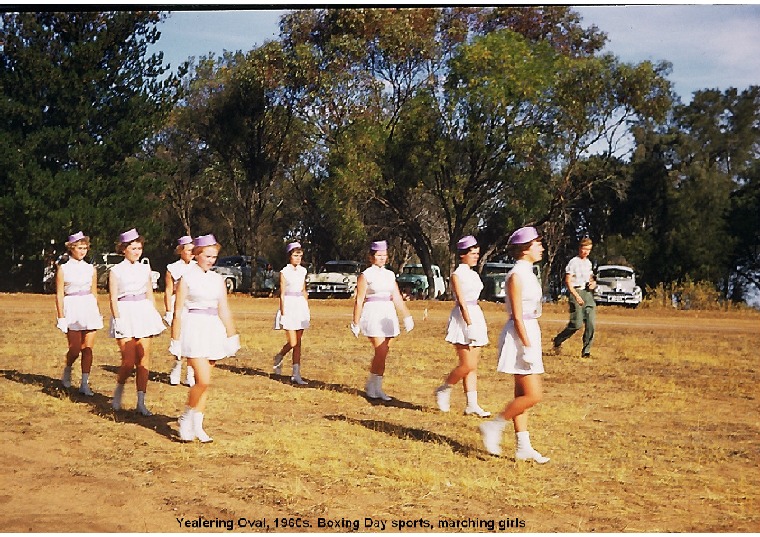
[1,368,177,441]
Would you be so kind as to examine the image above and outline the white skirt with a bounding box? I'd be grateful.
[360,301,399,338]
[63,294,104,331]
[445,305,488,347]
[274,295,310,330]
[179,311,229,361]
[109,299,165,339]
[496,319,544,374]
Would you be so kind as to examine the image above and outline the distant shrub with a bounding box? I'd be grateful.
[642,279,743,311]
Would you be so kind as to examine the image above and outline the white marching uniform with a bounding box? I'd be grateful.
[496,260,544,374]
[274,264,310,330]
[178,264,230,361]
[359,265,400,338]
[166,259,196,313]
[445,264,488,347]
[60,259,104,331]
[109,260,165,339]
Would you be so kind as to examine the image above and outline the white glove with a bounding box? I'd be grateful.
[163,311,173,326]
[169,339,182,358]
[403,316,414,332]
[464,324,477,344]
[56,318,68,334]
[350,323,360,338]
[112,318,127,338]
[224,334,241,356]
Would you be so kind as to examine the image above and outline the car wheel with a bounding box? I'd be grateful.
[225,278,235,294]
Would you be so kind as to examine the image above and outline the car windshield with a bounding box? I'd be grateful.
[105,254,123,265]
[482,264,512,275]
[217,257,243,267]
[322,263,358,273]
[402,266,425,275]
[598,268,633,279]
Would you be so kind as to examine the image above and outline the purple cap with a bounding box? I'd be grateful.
[508,226,539,245]
[193,234,217,247]
[118,228,139,243]
[370,240,387,251]
[286,241,302,253]
[177,235,193,246]
[456,235,478,250]
[67,231,85,243]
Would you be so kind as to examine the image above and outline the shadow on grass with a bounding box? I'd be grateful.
[325,414,485,459]
[216,363,425,411]
[1,368,179,441]
[100,364,172,385]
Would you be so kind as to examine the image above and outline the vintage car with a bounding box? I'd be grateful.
[93,253,160,290]
[480,261,541,302]
[212,255,269,294]
[593,264,642,307]
[396,264,446,299]
[306,260,362,298]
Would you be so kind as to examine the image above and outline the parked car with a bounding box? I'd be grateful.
[212,255,270,294]
[306,260,362,298]
[396,264,446,299]
[480,261,541,302]
[593,264,642,307]
[93,253,160,290]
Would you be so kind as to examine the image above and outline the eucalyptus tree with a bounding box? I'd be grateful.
[0,12,180,285]
[193,44,310,259]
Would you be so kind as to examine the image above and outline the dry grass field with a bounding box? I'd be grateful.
[1,292,758,532]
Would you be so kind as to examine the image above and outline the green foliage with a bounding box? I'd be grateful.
[0,12,179,280]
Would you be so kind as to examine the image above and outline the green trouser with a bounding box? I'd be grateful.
[554,288,596,355]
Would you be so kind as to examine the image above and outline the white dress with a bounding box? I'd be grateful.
[496,260,544,374]
[166,259,196,313]
[178,264,230,361]
[359,265,400,338]
[108,260,165,339]
[445,264,488,347]
[60,259,103,331]
[274,264,310,330]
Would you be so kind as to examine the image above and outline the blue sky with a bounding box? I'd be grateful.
[151,5,760,104]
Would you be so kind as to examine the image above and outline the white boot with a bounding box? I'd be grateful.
[193,411,213,443]
[136,390,153,416]
[515,431,550,463]
[78,373,94,396]
[365,373,379,399]
[112,383,124,410]
[374,375,392,401]
[61,366,72,388]
[464,391,491,417]
[291,363,307,385]
[273,353,284,375]
[435,383,452,412]
[479,416,506,456]
[185,366,195,387]
[178,407,196,442]
[169,359,182,385]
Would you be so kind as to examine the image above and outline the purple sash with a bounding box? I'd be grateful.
[118,293,147,302]
[188,307,219,316]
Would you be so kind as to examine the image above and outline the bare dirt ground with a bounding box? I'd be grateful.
[1,293,758,532]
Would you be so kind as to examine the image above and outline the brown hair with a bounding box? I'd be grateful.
[115,235,144,254]
[579,237,593,248]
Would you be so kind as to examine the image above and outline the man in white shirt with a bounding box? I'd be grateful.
[552,237,596,357]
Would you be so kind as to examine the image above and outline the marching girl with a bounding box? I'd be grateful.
[109,228,166,415]
[272,242,310,385]
[171,234,239,443]
[164,235,196,386]
[351,240,414,401]
[55,231,104,395]
[479,226,550,463]
[434,235,490,417]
